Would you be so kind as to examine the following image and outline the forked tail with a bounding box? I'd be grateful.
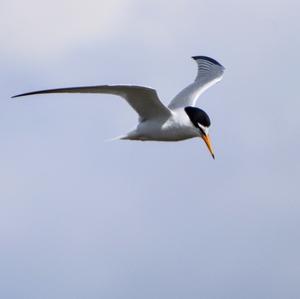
[104,135,128,142]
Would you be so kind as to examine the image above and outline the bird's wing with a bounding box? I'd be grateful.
[168,56,225,109]
[12,85,171,121]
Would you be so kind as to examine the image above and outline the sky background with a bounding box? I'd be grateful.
[1,0,300,298]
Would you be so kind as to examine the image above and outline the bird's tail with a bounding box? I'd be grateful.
[104,129,139,142]
[104,134,129,142]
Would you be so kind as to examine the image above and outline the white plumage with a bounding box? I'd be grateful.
[12,56,225,158]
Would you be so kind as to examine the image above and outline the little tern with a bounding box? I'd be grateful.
[12,56,225,159]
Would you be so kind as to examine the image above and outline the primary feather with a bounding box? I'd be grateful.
[168,56,225,109]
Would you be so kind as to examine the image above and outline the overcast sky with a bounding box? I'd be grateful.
[1,0,300,298]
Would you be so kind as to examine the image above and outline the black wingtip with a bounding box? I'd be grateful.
[11,91,45,98]
[191,56,223,67]
[11,92,31,99]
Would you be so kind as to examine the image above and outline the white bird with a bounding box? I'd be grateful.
[12,56,225,159]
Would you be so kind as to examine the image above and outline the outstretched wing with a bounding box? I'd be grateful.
[12,85,171,121]
[168,56,225,109]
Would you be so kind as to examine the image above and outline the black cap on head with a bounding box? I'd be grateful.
[185,106,211,128]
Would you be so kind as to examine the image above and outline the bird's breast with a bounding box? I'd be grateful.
[136,110,199,141]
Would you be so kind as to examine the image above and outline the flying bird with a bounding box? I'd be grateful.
[12,56,225,159]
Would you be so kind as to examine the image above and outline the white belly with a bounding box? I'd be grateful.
[125,110,200,141]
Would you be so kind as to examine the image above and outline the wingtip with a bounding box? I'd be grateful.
[11,91,40,98]
[11,92,29,98]
[191,56,224,68]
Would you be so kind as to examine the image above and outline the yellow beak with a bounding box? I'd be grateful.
[201,134,215,159]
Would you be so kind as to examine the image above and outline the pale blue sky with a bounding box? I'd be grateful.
[1,0,300,298]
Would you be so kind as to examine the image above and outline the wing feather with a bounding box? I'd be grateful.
[12,85,171,121]
[168,56,225,109]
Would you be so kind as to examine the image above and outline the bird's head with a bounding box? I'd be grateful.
[185,106,215,159]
